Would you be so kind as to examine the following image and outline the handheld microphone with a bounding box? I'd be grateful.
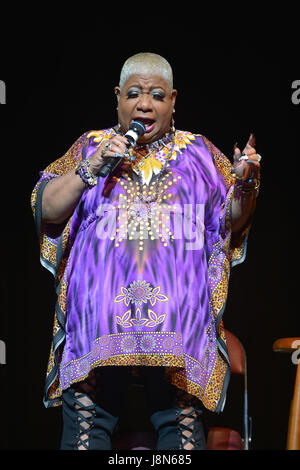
[98,120,146,177]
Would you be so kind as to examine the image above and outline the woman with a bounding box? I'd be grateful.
[31,52,261,450]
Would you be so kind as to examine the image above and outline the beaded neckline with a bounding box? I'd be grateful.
[113,125,176,186]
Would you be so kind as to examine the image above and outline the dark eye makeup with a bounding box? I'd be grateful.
[151,91,165,100]
[126,88,166,100]
[127,89,140,99]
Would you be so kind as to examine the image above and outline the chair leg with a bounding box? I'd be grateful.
[287,362,300,450]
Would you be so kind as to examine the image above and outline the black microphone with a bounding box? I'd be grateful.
[98,120,146,177]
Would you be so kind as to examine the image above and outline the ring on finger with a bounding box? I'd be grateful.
[256,153,262,162]
[105,142,112,151]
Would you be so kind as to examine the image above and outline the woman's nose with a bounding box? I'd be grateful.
[136,93,153,112]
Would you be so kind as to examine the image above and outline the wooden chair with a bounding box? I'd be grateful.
[206,329,251,450]
[273,337,300,450]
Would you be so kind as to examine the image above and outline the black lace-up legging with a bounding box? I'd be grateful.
[60,366,206,450]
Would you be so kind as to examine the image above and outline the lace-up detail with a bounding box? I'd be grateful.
[175,390,205,450]
[177,406,204,450]
[150,389,206,450]
[74,392,96,450]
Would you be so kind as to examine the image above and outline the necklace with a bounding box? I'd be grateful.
[114,127,175,186]
[118,126,176,187]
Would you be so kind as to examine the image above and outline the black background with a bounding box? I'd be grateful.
[0,15,299,453]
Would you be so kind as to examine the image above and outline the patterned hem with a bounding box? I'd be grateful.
[58,351,228,413]
[61,353,185,390]
[60,330,218,390]
[166,351,229,412]
[55,328,227,411]
[60,331,184,390]
[46,354,228,413]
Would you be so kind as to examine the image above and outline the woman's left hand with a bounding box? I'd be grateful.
[233,133,261,181]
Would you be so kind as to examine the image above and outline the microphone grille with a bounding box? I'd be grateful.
[130,120,146,137]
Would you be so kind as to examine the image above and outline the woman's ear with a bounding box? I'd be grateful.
[114,86,120,102]
[171,89,177,107]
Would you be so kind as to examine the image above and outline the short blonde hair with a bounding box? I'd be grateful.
[119,52,173,90]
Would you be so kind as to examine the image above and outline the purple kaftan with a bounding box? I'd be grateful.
[31,127,249,412]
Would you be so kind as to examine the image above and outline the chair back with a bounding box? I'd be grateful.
[225,329,246,375]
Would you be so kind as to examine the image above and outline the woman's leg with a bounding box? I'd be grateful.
[60,366,131,450]
[140,367,206,450]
